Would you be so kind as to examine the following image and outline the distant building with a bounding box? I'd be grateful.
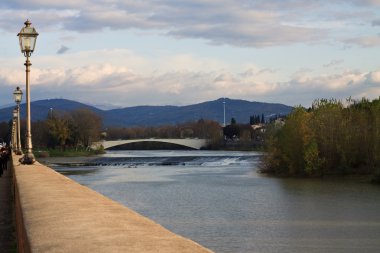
[274,118,285,129]
[251,123,266,133]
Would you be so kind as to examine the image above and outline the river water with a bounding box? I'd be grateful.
[47,150,380,253]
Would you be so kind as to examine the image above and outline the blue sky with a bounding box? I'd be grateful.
[0,0,380,108]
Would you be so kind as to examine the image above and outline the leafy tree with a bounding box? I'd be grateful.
[263,97,380,179]
[69,109,102,148]
[223,124,240,140]
[250,114,263,125]
[32,120,49,148]
[46,114,70,149]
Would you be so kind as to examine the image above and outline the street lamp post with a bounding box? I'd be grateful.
[12,111,17,152]
[17,19,38,164]
[13,87,23,155]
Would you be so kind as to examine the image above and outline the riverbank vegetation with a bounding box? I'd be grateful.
[0,108,104,157]
[105,118,265,151]
[0,110,263,155]
[262,97,380,182]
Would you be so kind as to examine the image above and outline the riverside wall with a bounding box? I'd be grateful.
[12,153,213,253]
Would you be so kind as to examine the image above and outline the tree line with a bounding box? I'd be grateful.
[106,119,221,141]
[0,109,266,151]
[262,97,380,181]
[0,108,103,150]
[250,114,265,124]
[106,118,267,150]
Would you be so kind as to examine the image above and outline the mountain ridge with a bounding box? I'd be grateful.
[0,98,293,127]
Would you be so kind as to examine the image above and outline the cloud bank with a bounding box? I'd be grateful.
[1,56,378,108]
[1,0,379,47]
[0,0,379,108]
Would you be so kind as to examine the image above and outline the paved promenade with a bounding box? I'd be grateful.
[13,155,213,253]
[0,162,16,252]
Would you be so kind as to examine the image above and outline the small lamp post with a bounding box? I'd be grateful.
[12,111,17,151]
[17,19,38,164]
[13,87,23,155]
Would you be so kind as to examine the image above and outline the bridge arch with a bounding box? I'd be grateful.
[96,138,207,150]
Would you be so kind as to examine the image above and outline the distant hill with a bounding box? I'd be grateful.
[0,99,103,124]
[104,98,293,126]
[0,98,293,127]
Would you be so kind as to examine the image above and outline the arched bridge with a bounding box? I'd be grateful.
[94,138,208,150]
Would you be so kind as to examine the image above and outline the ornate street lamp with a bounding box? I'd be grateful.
[17,19,38,164]
[13,86,23,155]
[12,110,17,152]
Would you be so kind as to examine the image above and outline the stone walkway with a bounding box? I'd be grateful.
[0,162,16,253]
[13,158,213,253]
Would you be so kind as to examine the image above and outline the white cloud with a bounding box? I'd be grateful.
[366,70,380,83]
[1,0,378,47]
[344,36,380,47]
[0,0,379,109]
[158,54,227,73]
[1,54,378,108]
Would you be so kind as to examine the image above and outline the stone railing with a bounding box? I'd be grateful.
[12,154,213,253]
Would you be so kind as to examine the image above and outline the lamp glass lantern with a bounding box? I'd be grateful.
[13,86,23,104]
[13,108,17,119]
[17,20,39,55]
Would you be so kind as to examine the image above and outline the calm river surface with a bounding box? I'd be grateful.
[46,150,380,253]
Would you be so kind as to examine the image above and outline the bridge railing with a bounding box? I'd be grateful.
[94,138,208,150]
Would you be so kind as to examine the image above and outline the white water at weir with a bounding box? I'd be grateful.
[49,150,380,253]
[78,150,259,170]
